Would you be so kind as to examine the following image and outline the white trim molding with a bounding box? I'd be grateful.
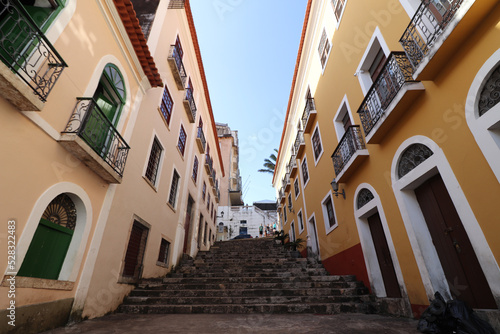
[391,136,500,305]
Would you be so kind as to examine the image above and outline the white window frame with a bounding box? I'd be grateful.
[294,178,300,199]
[332,0,348,28]
[333,95,355,141]
[355,27,391,95]
[311,124,324,165]
[465,48,500,184]
[289,221,296,242]
[297,209,305,234]
[142,132,165,189]
[321,191,338,235]
[318,28,332,71]
[301,156,310,189]
[167,168,181,210]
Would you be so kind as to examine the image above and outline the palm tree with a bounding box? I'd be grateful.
[258,149,278,174]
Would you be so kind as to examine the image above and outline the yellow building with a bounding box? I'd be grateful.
[0,0,222,332]
[274,0,500,321]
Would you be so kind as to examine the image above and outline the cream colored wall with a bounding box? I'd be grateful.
[80,2,223,318]
[218,136,233,206]
[0,0,148,311]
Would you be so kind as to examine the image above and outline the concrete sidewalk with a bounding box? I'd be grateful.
[42,313,420,334]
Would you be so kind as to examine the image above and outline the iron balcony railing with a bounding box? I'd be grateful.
[357,52,416,136]
[288,153,297,171]
[168,44,187,86]
[301,97,316,129]
[0,0,67,102]
[62,98,130,177]
[331,125,366,176]
[185,87,197,119]
[205,153,213,173]
[230,176,242,192]
[197,126,206,151]
[294,130,305,153]
[400,0,464,70]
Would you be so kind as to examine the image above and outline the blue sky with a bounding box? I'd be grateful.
[190,0,307,205]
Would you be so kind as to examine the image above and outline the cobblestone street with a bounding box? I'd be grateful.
[43,313,420,334]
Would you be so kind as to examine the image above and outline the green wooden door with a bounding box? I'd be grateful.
[18,218,73,279]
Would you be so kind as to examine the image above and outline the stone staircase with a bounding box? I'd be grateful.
[118,237,374,314]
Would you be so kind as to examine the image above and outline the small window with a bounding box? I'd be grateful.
[290,222,296,242]
[301,158,309,184]
[332,0,346,21]
[203,222,208,244]
[294,179,300,199]
[202,182,206,200]
[168,170,180,207]
[157,238,170,265]
[311,126,323,162]
[175,35,184,58]
[288,193,293,212]
[178,125,187,156]
[322,194,338,233]
[192,156,199,182]
[145,137,163,186]
[207,193,211,210]
[160,86,174,126]
[283,205,288,223]
[318,28,331,69]
[298,210,304,233]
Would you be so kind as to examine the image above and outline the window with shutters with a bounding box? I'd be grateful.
[301,157,310,185]
[318,28,331,69]
[332,0,346,22]
[177,125,187,156]
[157,238,170,266]
[298,210,304,233]
[202,182,206,200]
[311,125,323,163]
[192,156,199,183]
[322,193,338,234]
[294,179,300,199]
[160,86,174,126]
[145,137,163,187]
[168,170,180,208]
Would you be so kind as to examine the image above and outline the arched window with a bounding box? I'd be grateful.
[18,194,77,279]
[356,188,374,209]
[93,64,126,126]
[466,49,500,183]
[397,143,433,179]
[20,0,67,31]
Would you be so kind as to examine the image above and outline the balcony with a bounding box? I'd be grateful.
[357,52,424,144]
[294,130,306,158]
[183,87,196,123]
[59,98,130,183]
[282,174,291,192]
[331,125,368,182]
[288,153,297,178]
[229,175,243,206]
[279,187,286,204]
[400,0,496,80]
[204,153,212,174]
[167,44,186,90]
[0,0,67,111]
[196,127,206,153]
[301,97,317,133]
[209,169,216,187]
[213,179,218,194]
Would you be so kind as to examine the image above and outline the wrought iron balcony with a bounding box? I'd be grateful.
[167,44,187,90]
[183,87,196,123]
[279,187,286,204]
[282,174,291,192]
[331,125,368,182]
[288,152,297,178]
[400,0,466,78]
[294,130,306,158]
[301,97,317,133]
[196,126,206,153]
[209,169,216,186]
[204,153,213,174]
[0,0,67,110]
[357,52,423,143]
[60,98,130,183]
[230,175,242,192]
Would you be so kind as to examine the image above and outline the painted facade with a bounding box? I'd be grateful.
[0,0,222,332]
[274,0,500,320]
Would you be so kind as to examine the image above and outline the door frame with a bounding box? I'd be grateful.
[391,136,500,306]
[306,213,320,260]
[354,183,407,301]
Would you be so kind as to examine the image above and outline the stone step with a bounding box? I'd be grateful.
[172,268,328,277]
[118,302,374,314]
[129,287,364,298]
[137,281,368,291]
[123,294,372,306]
[161,275,347,284]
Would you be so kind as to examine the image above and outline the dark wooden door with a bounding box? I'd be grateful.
[183,197,194,254]
[415,174,496,309]
[123,221,148,279]
[368,212,401,298]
